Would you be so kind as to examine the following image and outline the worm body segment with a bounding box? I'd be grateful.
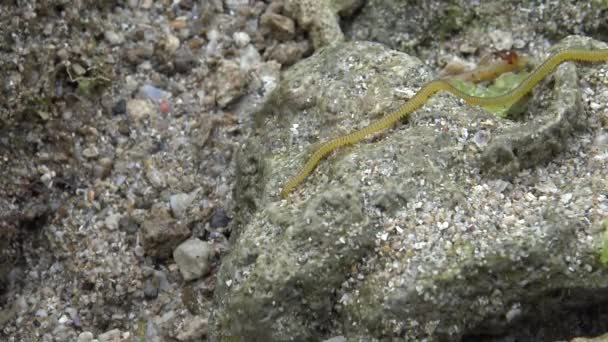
[281,48,608,198]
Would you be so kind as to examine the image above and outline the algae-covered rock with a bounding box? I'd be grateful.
[211,36,608,340]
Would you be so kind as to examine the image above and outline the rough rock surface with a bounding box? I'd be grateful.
[345,0,608,56]
[210,36,608,340]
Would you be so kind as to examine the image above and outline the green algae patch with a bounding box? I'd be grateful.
[449,71,530,117]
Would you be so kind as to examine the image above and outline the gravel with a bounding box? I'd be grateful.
[1,0,607,341]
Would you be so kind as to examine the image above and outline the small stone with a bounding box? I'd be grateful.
[239,44,262,71]
[264,41,310,67]
[261,12,296,41]
[112,99,127,115]
[214,60,248,108]
[98,329,122,342]
[143,278,159,299]
[176,315,208,341]
[284,0,344,49]
[140,0,153,9]
[127,99,155,121]
[209,208,230,228]
[145,164,166,189]
[104,31,125,46]
[77,331,94,342]
[104,213,121,231]
[173,238,213,281]
[163,33,181,54]
[473,130,490,148]
[489,29,513,50]
[170,189,199,218]
[224,0,248,10]
[178,0,194,10]
[58,314,70,324]
[138,84,170,102]
[71,63,86,76]
[323,337,346,342]
[174,47,197,73]
[82,146,99,159]
[142,207,191,259]
[233,31,251,48]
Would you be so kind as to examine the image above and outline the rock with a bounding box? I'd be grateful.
[112,99,127,115]
[214,60,248,108]
[260,12,296,41]
[142,206,190,259]
[170,189,199,218]
[284,0,357,49]
[489,29,514,50]
[104,30,124,45]
[481,36,605,177]
[97,329,122,342]
[264,40,310,67]
[223,0,248,11]
[174,47,197,73]
[209,37,608,340]
[126,99,155,121]
[138,85,170,102]
[233,31,250,48]
[143,277,159,299]
[176,315,208,341]
[173,238,213,281]
[161,33,181,54]
[104,213,121,231]
[82,146,99,159]
[239,44,262,71]
[77,331,93,342]
[209,208,230,229]
[145,162,166,189]
[323,337,346,342]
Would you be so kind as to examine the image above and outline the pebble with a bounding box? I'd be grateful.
[174,47,197,73]
[126,99,155,121]
[104,213,121,231]
[473,130,490,148]
[323,337,347,342]
[489,29,513,50]
[233,31,251,47]
[104,30,125,45]
[215,60,248,108]
[176,315,208,341]
[261,12,296,41]
[145,164,166,189]
[112,99,127,116]
[82,146,99,159]
[98,329,122,342]
[209,208,230,229]
[142,206,191,259]
[143,277,159,299]
[77,331,94,342]
[162,33,181,54]
[146,320,161,342]
[239,44,262,71]
[173,238,213,281]
[139,85,170,102]
[224,0,248,10]
[170,189,199,218]
[264,41,310,67]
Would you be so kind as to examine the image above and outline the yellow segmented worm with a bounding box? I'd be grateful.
[280,48,608,198]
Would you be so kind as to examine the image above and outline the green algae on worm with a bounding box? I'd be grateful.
[280,48,608,198]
